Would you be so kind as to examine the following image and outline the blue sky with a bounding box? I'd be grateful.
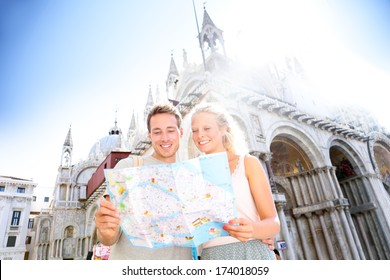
[1,0,389,192]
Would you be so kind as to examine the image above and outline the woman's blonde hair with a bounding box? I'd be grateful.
[190,103,248,154]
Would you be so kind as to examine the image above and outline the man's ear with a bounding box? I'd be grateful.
[179,128,184,137]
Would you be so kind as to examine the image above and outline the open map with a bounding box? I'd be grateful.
[104,152,237,248]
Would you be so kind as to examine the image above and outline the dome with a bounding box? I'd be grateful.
[88,123,129,159]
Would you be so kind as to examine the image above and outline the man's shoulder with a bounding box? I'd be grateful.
[115,155,144,168]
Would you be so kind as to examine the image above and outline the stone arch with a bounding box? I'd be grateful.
[329,137,390,259]
[370,132,390,186]
[270,136,312,176]
[267,122,325,169]
[329,137,366,178]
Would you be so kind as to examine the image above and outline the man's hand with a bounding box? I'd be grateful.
[95,197,121,246]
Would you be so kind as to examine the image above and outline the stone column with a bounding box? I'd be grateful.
[289,177,304,207]
[310,170,324,201]
[356,214,375,259]
[324,167,338,198]
[338,205,362,259]
[295,215,311,259]
[303,174,316,203]
[329,209,349,259]
[297,175,310,206]
[316,168,331,200]
[330,166,344,197]
[318,212,337,259]
[276,200,296,260]
[306,213,324,259]
[366,211,384,259]
[260,152,278,193]
[59,239,63,259]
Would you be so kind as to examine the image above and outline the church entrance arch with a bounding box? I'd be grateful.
[270,134,326,260]
[330,141,389,259]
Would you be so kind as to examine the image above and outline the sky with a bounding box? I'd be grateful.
[1,0,390,194]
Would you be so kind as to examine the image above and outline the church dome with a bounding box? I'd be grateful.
[88,122,129,159]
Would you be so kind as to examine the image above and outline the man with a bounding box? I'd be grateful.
[94,102,193,259]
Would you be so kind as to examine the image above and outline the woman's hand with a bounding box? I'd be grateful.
[223,218,255,242]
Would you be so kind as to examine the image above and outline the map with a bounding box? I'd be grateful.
[104,152,237,248]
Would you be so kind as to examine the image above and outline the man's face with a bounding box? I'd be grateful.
[149,113,183,163]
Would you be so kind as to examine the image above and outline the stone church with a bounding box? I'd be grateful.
[31,8,390,260]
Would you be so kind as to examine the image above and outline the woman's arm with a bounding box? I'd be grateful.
[223,155,280,241]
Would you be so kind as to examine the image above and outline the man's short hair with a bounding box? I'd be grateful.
[146,102,182,132]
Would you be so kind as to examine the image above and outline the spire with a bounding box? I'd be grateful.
[201,8,217,30]
[64,125,73,147]
[127,110,137,148]
[129,110,136,132]
[166,52,180,90]
[166,52,180,101]
[144,84,154,122]
[199,7,226,57]
[168,51,179,76]
[61,125,73,167]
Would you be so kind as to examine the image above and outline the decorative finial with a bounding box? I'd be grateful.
[114,106,118,127]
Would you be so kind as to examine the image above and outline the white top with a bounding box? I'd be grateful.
[202,154,260,249]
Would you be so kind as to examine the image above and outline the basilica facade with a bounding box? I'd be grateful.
[31,8,390,260]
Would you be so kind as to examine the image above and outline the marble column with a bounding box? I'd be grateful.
[337,206,358,258]
[306,213,323,259]
[344,207,366,260]
[318,212,337,259]
[329,210,349,259]
[295,216,311,259]
[316,168,331,200]
[276,200,296,260]
[260,152,278,193]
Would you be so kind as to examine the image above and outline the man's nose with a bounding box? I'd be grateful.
[161,132,169,140]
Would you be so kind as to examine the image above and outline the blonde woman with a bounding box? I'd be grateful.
[190,103,280,260]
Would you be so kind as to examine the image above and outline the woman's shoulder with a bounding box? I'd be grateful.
[243,153,260,163]
[243,153,263,171]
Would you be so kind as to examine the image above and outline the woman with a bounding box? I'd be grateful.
[190,103,280,260]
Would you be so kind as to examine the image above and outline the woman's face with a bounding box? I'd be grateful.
[191,112,226,154]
